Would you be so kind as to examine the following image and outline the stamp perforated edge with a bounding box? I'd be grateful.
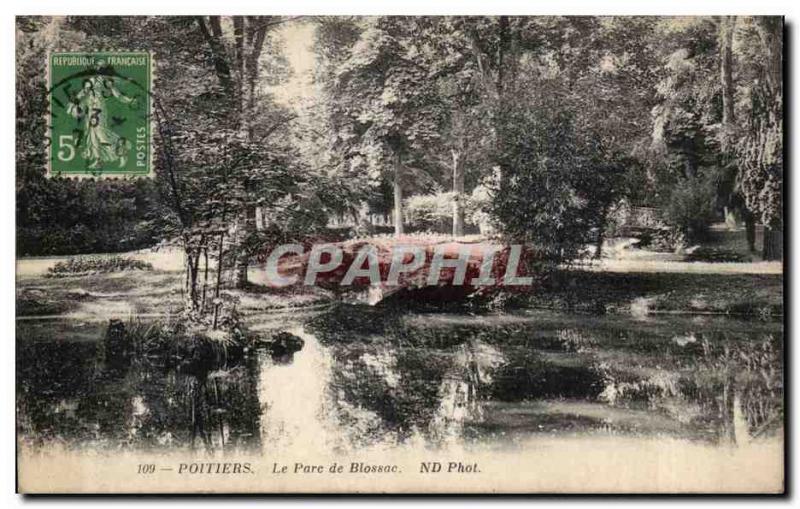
[45,50,156,181]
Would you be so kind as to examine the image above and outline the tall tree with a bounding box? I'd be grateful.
[326,17,446,237]
[421,18,492,237]
[195,15,293,284]
[307,17,375,221]
[719,16,736,143]
[716,16,758,251]
[736,17,783,260]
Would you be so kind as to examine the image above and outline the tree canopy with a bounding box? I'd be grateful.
[16,15,784,272]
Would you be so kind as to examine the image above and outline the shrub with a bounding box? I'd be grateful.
[469,185,494,235]
[650,227,687,253]
[102,314,246,374]
[404,192,477,233]
[47,255,154,277]
[685,247,749,263]
[487,98,595,264]
[662,177,718,243]
[16,177,160,256]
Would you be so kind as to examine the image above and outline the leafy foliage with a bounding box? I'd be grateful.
[487,93,592,262]
[16,15,785,280]
[662,176,719,242]
[404,192,479,233]
[735,18,783,230]
[15,18,162,256]
[484,64,637,264]
[648,17,783,257]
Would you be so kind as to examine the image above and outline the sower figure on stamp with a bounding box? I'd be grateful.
[66,60,138,170]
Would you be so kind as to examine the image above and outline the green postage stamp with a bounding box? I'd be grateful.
[47,52,152,177]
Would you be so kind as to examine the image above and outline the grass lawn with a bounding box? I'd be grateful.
[517,269,782,318]
[16,263,331,320]
[520,224,782,317]
[15,225,783,320]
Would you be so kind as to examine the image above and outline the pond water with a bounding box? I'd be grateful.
[16,305,783,455]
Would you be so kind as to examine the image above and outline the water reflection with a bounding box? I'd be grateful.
[256,327,336,453]
[428,341,504,446]
[16,307,783,453]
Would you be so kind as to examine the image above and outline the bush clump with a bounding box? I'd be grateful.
[404,192,478,234]
[685,247,750,263]
[47,255,154,277]
[649,227,688,253]
[662,177,718,243]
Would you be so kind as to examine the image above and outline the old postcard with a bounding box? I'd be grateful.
[15,15,784,494]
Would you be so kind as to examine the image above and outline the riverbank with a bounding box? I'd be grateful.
[15,268,332,320]
[15,264,782,321]
[15,229,783,320]
[511,269,783,318]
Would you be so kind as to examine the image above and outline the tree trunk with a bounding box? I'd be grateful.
[234,205,253,288]
[594,205,610,260]
[751,18,783,259]
[232,16,246,111]
[755,17,783,100]
[496,16,509,96]
[682,150,697,179]
[393,154,404,237]
[451,149,465,237]
[763,226,783,261]
[196,17,234,96]
[719,16,736,150]
[594,225,605,260]
[236,260,249,288]
[202,248,209,310]
[745,214,756,252]
[187,251,200,309]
